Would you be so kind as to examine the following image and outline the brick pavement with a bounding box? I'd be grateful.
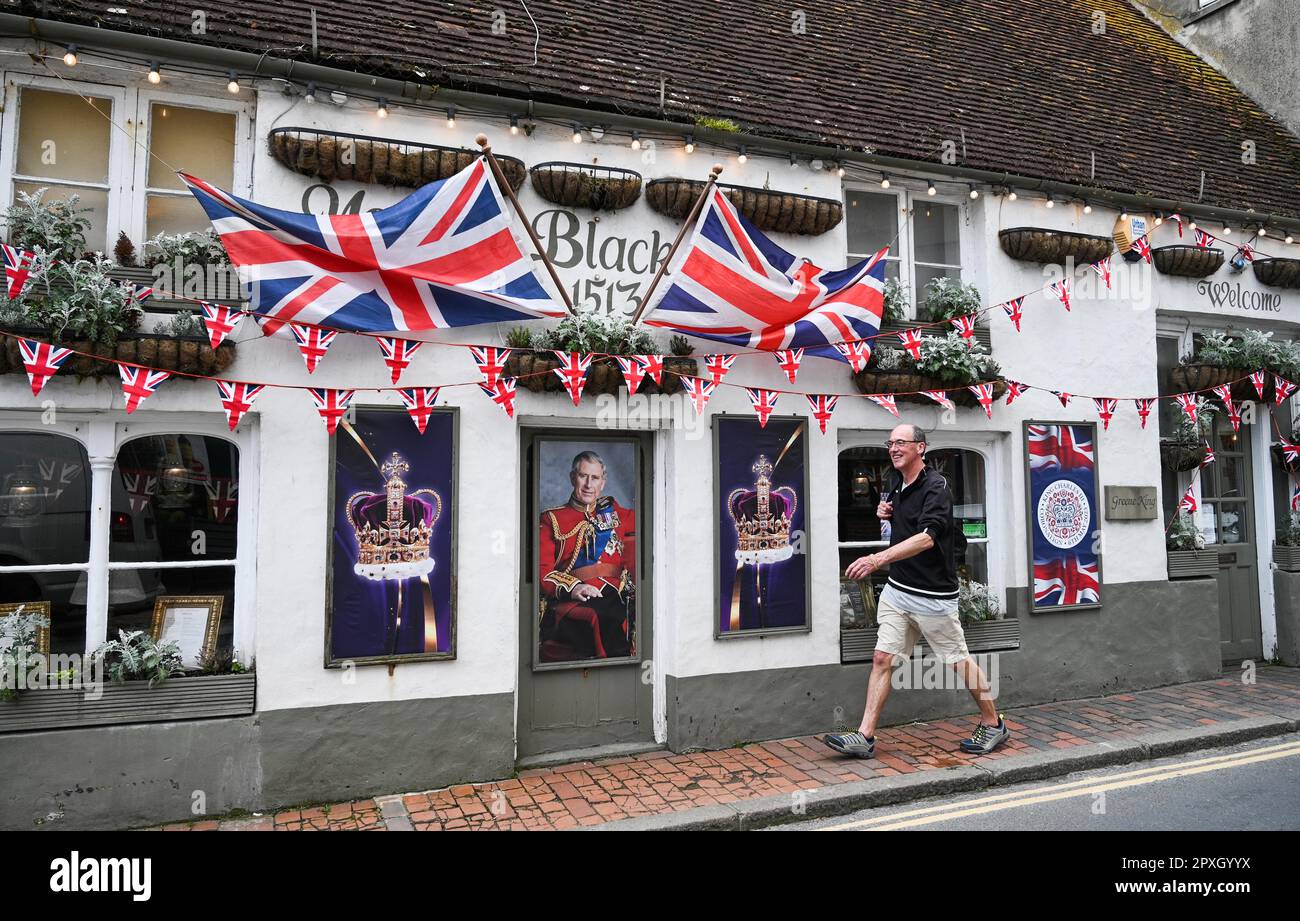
[152,666,1300,831]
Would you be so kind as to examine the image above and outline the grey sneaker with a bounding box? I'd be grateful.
[959,716,1010,754]
[824,731,876,759]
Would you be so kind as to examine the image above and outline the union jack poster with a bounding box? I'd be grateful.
[1025,422,1102,612]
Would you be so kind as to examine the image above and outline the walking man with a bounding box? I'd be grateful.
[824,424,1009,759]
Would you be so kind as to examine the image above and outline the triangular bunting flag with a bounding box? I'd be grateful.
[118,365,171,413]
[923,390,955,412]
[968,383,995,418]
[17,338,74,396]
[806,394,839,434]
[834,340,873,373]
[1282,442,1300,466]
[1132,235,1152,264]
[1057,391,1072,408]
[1250,370,1267,401]
[704,354,737,385]
[2,243,39,299]
[1179,485,1198,515]
[1170,213,1185,238]
[1093,397,1117,430]
[682,376,717,416]
[898,329,924,361]
[379,337,425,385]
[124,282,154,304]
[216,380,265,430]
[1001,297,1025,332]
[290,323,338,374]
[1194,228,1217,250]
[1173,393,1199,424]
[1274,374,1297,404]
[399,388,441,434]
[868,393,900,417]
[308,388,355,435]
[1237,243,1256,263]
[951,315,977,346]
[635,354,664,385]
[1201,442,1215,467]
[1135,398,1155,429]
[774,348,804,384]
[1050,277,1072,311]
[1091,256,1112,289]
[552,351,594,405]
[1292,478,1300,512]
[468,344,511,389]
[614,356,647,395]
[746,388,779,427]
[479,378,518,418]
[1211,384,1240,431]
[1004,380,1027,406]
[199,301,243,350]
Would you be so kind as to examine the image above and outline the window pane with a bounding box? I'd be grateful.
[913,202,960,265]
[846,190,899,257]
[915,264,961,312]
[12,181,108,254]
[1219,503,1246,544]
[0,432,90,565]
[104,566,234,662]
[0,573,87,656]
[147,193,214,238]
[148,104,235,191]
[16,88,112,183]
[110,435,239,563]
[928,449,988,584]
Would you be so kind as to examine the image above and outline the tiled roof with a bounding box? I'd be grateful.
[12,0,1300,217]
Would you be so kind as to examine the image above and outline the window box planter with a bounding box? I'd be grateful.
[267,127,528,191]
[998,227,1114,265]
[1274,544,1300,572]
[1169,362,1271,403]
[841,617,1020,663]
[879,319,992,352]
[850,369,1007,407]
[1159,439,1208,472]
[1167,549,1218,579]
[107,264,241,307]
[1152,244,1224,278]
[0,672,255,734]
[504,351,696,396]
[0,330,235,378]
[645,178,843,236]
[529,162,643,210]
[1252,257,1300,289]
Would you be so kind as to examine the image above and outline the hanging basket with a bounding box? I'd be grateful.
[998,227,1114,265]
[851,369,1007,406]
[644,179,843,236]
[1,331,234,379]
[1167,363,1238,394]
[503,351,696,397]
[528,162,643,210]
[267,128,527,191]
[1252,257,1300,289]
[1160,440,1208,472]
[1152,245,1224,278]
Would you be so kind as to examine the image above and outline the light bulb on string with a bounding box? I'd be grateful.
[1083,201,1093,214]
[63,44,78,67]
[1045,197,1055,209]
[836,163,845,178]
[1257,226,1267,238]
[572,124,582,143]
[684,135,695,154]
[226,70,240,94]
[446,106,457,129]
[304,82,317,104]
[737,146,748,164]
[1222,224,1233,235]
[376,98,389,118]
[147,62,161,84]
[789,154,799,170]
[509,115,519,135]
[880,174,891,189]
[630,131,641,151]
[1287,233,1296,245]
[1120,209,1129,221]
[1008,189,1018,201]
[969,184,980,200]
[926,181,936,196]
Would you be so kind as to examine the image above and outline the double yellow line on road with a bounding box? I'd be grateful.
[820,738,1300,831]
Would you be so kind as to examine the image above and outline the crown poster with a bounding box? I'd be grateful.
[715,415,810,637]
[326,407,457,664]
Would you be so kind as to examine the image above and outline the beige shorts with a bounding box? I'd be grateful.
[874,595,970,665]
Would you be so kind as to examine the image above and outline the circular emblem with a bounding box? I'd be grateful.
[1036,480,1090,549]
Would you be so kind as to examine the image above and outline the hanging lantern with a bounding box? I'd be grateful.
[155,461,194,509]
[0,464,45,528]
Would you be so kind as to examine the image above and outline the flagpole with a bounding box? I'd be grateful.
[475,134,577,316]
[629,164,723,326]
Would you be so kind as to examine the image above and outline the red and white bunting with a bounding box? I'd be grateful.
[17,338,74,396]
[1179,485,1198,515]
[1050,277,1072,311]
[122,470,158,513]
[806,394,839,433]
[774,348,804,384]
[1135,398,1155,429]
[2,243,39,299]
[1173,393,1199,424]
[1237,243,1256,263]
[867,393,900,417]
[199,301,242,350]
[1274,374,1297,404]
[467,344,510,389]
[898,329,924,361]
[968,383,995,418]
[1201,443,1215,467]
[634,354,664,385]
[1094,397,1117,430]
[1169,213,1185,238]
[552,351,593,405]
[1194,228,1217,250]
[746,387,779,427]
[951,314,977,346]
[1001,297,1025,332]
[124,282,154,305]
[922,390,955,412]
[1283,443,1300,466]
[1092,256,1112,290]
[1056,391,1072,408]
[1004,380,1027,406]
[308,388,355,435]
[704,353,737,385]
[614,356,647,395]
[1211,383,1240,431]
[216,380,265,430]
[682,376,717,415]
[290,323,338,374]
[479,378,518,418]
[205,478,238,523]
[399,387,441,434]
[834,340,872,373]
[1250,370,1267,401]
[1132,235,1152,264]
[1292,478,1300,512]
[118,365,171,414]
[379,337,425,385]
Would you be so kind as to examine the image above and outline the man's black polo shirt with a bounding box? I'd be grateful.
[886,465,958,600]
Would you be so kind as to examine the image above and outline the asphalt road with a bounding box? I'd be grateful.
[775,736,1300,831]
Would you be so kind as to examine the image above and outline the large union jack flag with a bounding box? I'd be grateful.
[1027,424,1094,471]
[1033,555,1100,607]
[180,159,565,335]
[640,187,887,359]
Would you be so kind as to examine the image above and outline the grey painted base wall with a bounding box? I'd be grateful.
[1274,571,1300,666]
[665,578,1222,752]
[0,692,514,831]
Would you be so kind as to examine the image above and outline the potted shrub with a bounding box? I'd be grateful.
[853,331,1005,405]
[1159,398,1215,471]
[1274,513,1300,572]
[529,162,643,210]
[919,276,982,324]
[0,609,55,702]
[1168,329,1300,401]
[1166,511,1218,578]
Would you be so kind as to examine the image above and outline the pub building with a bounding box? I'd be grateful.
[1,1,1299,829]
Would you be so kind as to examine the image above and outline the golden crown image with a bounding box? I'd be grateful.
[727,455,797,564]
[345,452,442,581]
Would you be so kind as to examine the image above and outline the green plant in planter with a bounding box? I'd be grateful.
[915,332,1001,384]
[504,326,535,349]
[868,345,915,372]
[1184,329,1300,379]
[195,646,251,675]
[881,279,908,325]
[1,187,91,259]
[113,231,138,268]
[1276,513,1300,548]
[669,334,693,357]
[1166,512,1206,551]
[48,253,144,346]
[958,578,1000,626]
[92,629,184,687]
[921,277,982,323]
[535,310,660,356]
[0,610,51,701]
[165,310,201,338]
[1169,398,1217,444]
[143,231,231,269]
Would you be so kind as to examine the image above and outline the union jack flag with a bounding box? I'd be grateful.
[400,387,441,433]
[681,376,717,415]
[1173,393,1199,423]
[1092,256,1112,289]
[774,348,804,384]
[468,344,511,388]
[308,387,355,434]
[1250,370,1267,401]
[479,378,517,418]
[1292,478,1300,512]
[3,244,39,299]
[922,390,954,412]
[1033,555,1100,607]
[704,353,737,384]
[124,282,153,304]
[121,470,157,514]
[379,337,424,384]
[1201,443,1216,467]
[553,351,593,405]
[806,394,838,433]
[1027,424,1095,471]
[968,383,995,418]
[1004,380,1027,406]
[1049,277,1072,311]
[746,387,779,427]
[17,338,74,396]
[1001,297,1025,332]
[614,356,648,394]
[205,477,239,523]
[1135,397,1154,428]
[1274,374,1297,404]
[635,354,664,385]
[868,393,900,417]
[118,365,171,413]
[1132,235,1152,264]
[1179,485,1198,515]
[951,314,977,346]
[833,340,872,372]
[200,301,243,349]
[290,323,337,374]
[1194,228,1217,249]
[641,186,887,359]
[1056,391,1072,408]
[898,328,924,361]
[1212,384,1240,431]
[216,380,265,429]
[1237,243,1256,263]
[1093,397,1117,430]
[1169,213,1185,238]
[180,159,563,334]
[1282,442,1300,466]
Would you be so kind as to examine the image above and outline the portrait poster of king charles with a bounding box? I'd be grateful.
[536,440,639,664]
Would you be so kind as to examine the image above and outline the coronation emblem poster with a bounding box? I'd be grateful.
[1024,421,1102,612]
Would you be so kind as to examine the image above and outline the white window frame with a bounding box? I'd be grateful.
[0,411,258,663]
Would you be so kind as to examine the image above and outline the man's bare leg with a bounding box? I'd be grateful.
[859,650,897,737]
[951,656,999,725]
